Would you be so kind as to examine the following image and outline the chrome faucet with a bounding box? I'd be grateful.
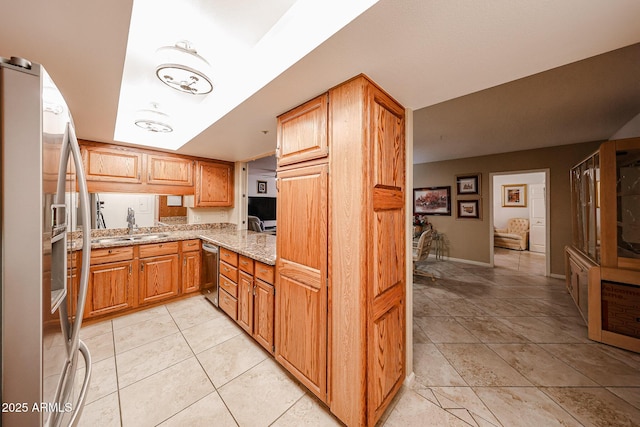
[127,208,138,235]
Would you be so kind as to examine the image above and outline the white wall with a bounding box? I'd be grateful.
[98,193,156,228]
[493,172,545,229]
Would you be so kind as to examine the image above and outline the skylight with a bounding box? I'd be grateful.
[113,0,379,151]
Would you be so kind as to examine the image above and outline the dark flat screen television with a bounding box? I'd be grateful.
[248,196,277,221]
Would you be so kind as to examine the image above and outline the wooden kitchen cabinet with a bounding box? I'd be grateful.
[85,246,136,318]
[275,75,406,426]
[275,163,328,401]
[181,250,201,294]
[253,276,275,352]
[276,93,328,166]
[237,270,254,333]
[147,154,194,187]
[138,242,179,305]
[195,160,234,207]
[82,145,142,183]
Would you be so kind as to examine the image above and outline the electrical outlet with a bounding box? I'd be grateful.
[194,214,201,222]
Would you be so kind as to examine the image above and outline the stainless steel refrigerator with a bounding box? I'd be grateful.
[1,57,92,426]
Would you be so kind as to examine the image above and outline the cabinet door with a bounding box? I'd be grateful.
[237,270,254,333]
[147,154,194,186]
[275,163,328,401]
[195,161,234,207]
[181,250,201,294]
[139,254,179,305]
[277,94,328,167]
[82,145,142,183]
[85,260,134,318]
[253,279,274,353]
[366,83,406,425]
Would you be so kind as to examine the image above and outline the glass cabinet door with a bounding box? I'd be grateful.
[616,147,640,260]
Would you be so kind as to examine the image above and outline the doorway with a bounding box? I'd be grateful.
[490,170,550,276]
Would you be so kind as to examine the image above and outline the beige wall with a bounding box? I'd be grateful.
[413,140,602,276]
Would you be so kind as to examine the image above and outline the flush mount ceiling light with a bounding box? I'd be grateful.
[155,40,213,95]
[134,102,173,133]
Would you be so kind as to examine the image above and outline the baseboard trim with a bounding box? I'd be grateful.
[550,273,566,280]
[429,254,491,267]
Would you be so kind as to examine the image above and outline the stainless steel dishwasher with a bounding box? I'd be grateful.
[202,243,219,307]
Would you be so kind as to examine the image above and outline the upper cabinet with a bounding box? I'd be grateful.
[83,145,142,183]
[147,154,194,187]
[79,141,234,204]
[276,94,328,167]
[195,161,234,207]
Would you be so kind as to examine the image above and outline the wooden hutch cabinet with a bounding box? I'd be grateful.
[566,137,640,352]
[275,75,406,426]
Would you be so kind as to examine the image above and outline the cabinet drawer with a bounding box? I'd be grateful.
[255,262,275,284]
[219,274,238,297]
[139,241,179,258]
[219,288,237,320]
[219,247,238,266]
[90,246,134,265]
[238,255,254,275]
[181,239,201,252]
[220,260,238,282]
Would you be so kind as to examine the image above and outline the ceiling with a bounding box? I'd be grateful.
[2,0,640,164]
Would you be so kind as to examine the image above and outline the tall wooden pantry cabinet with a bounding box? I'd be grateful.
[275,75,406,426]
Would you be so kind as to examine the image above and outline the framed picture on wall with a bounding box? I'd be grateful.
[257,180,267,194]
[456,174,480,195]
[413,186,451,216]
[502,184,527,207]
[457,199,480,219]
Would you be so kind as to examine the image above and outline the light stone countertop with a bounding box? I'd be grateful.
[73,225,276,265]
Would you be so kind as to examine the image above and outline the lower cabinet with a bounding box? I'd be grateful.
[139,242,180,306]
[218,248,275,354]
[181,240,202,294]
[85,246,136,318]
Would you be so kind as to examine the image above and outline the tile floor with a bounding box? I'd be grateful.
[76,249,640,426]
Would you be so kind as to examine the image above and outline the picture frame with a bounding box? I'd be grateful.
[413,186,451,216]
[457,199,480,219]
[456,174,480,195]
[502,184,527,207]
[257,180,267,194]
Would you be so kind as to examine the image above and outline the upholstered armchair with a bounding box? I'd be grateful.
[494,218,529,250]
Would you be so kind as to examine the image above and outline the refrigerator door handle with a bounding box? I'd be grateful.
[67,123,92,355]
[54,122,91,358]
[66,340,92,427]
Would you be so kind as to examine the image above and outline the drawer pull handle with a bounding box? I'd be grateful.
[108,250,112,254]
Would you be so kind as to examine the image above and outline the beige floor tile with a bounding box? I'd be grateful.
[79,319,113,340]
[116,332,193,388]
[112,305,168,330]
[218,358,304,427]
[119,357,214,427]
[436,343,532,386]
[158,392,237,427]
[165,295,224,331]
[455,317,529,343]
[474,387,581,427]
[540,344,640,386]
[606,387,640,409]
[414,317,480,343]
[494,316,583,343]
[181,314,242,354]
[113,312,179,354]
[197,333,268,387]
[431,299,490,317]
[543,387,640,427]
[488,343,598,386]
[413,343,467,387]
[81,331,114,364]
[536,315,591,343]
[429,387,501,426]
[382,388,470,427]
[413,320,431,343]
[271,394,340,426]
[466,298,529,317]
[77,356,118,405]
[77,392,120,427]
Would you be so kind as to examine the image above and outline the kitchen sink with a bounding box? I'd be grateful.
[91,233,169,244]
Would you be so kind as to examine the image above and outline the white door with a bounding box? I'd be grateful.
[529,184,546,253]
